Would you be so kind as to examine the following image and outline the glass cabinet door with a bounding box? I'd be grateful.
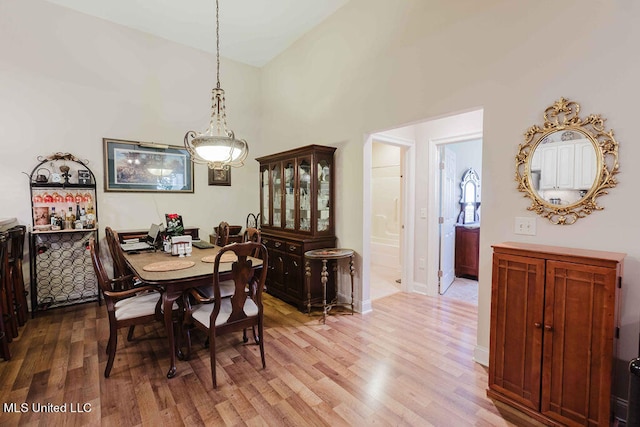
[317,159,331,232]
[271,164,282,228]
[260,166,270,226]
[283,160,295,230]
[299,157,311,231]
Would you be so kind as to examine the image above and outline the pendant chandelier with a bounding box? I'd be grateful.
[184,0,248,169]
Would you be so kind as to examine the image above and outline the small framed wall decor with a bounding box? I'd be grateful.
[208,167,231,186]
[78,169,91,185]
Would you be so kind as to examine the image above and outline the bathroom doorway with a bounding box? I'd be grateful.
[370,140,403,300]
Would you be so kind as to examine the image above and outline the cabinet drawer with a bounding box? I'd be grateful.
[263,237,285,251]
[286,242,302,255]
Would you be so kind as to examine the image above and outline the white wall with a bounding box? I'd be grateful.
[4,0,640,402]
[0,0,261,238]
[260,0,640,399]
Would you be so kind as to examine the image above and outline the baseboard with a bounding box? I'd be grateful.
[614,396,628,425]
[474,345,489,366]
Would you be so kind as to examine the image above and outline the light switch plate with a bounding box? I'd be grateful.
[515,217,536,236]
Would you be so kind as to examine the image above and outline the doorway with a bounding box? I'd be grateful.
[370,140,403,300]
[435,137,483,305]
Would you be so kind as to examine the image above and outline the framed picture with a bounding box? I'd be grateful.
[103,138,194,193]
[208,167,231,186]
[78,169,91,185]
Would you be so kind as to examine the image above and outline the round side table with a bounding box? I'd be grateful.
[304,248,355,324]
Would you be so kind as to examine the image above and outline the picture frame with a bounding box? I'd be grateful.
[78,169,91,185]
[208,167,231,186]
[103,138,194,193]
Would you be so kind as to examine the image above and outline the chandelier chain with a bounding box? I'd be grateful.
[216,0,220,89]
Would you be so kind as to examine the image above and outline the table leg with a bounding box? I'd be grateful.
[163,290,180,379]
[321,259,328,324]
[349,255,355,315]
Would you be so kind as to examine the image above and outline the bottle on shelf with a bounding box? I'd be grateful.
[50,207,57,225]
[66,207,74,230]
[76,203,81,222]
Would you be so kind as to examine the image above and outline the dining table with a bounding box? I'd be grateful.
[122,244,263,378]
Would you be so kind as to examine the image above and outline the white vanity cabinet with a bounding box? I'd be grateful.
[573,139,598,190]
[539,142,575,190]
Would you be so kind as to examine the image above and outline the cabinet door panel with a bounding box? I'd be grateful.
[284,254,303,300]
[541,260,616,426]
[489,253,545,410]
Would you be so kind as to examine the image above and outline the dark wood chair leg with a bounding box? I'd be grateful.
[105,324,117,378]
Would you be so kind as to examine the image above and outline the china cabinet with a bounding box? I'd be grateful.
[27,153,99,316]
[488,242,624,426]
[256,145,336,310]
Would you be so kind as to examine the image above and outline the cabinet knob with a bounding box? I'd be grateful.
[534,322,542,328]
[274,241,282,248]
[544,324,553,331]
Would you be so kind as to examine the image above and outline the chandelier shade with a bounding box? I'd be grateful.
[184,0,248,169]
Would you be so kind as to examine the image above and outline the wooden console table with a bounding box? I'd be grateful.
[304,248,355,324]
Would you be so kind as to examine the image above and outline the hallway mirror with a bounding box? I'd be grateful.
[458,168,480,224]
[515,97,620,225]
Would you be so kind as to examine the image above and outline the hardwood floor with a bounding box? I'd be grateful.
[0,293,541,426]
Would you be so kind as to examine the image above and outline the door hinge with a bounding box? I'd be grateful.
[618,277,622,288]
[437,270,443,278]
[438,217,444,224]
[439,162,445,170]
[615,327,620,339]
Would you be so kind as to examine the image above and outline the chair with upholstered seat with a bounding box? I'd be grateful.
[182,241,268,388]
[6,225,28,327]
[104,226,138,291]
[243,227,262,258]
[89,237,167,377]
[0,233,11,360]
[215,221,230,247]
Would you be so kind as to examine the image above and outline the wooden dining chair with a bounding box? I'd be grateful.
[89,237,166,378]
[187,219,235,308]
[182,241,268,388]
[104,227,138,290]
[0,231,18,340]
[243,227,262,258]
[215,221,230,247]
[6,225,28,326]
[0,233,11,360]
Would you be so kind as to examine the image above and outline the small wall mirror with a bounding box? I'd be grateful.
[516,97,619,224]
[458,168,480,224]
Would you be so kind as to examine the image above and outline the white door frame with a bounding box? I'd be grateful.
[427,132,482,296]
[362,132,416,313]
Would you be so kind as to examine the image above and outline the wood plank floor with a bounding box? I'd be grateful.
[0,293,542,426]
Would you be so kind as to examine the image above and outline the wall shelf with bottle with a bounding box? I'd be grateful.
[27,153,99,316]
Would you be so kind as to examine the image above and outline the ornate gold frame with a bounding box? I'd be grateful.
[515,97,619,225]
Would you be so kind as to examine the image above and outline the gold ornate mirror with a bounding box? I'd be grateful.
[515,97,619,224]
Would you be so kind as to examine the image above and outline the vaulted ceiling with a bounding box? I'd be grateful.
[43,0,350,67]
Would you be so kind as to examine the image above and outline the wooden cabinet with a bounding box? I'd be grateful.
[256,145,337,310]
[455,226,479,279]
[488,242,625,426]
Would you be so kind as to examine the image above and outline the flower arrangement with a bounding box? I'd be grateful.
[165,213,184,237]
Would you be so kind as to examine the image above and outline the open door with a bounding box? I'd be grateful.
[438,145,456,294]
